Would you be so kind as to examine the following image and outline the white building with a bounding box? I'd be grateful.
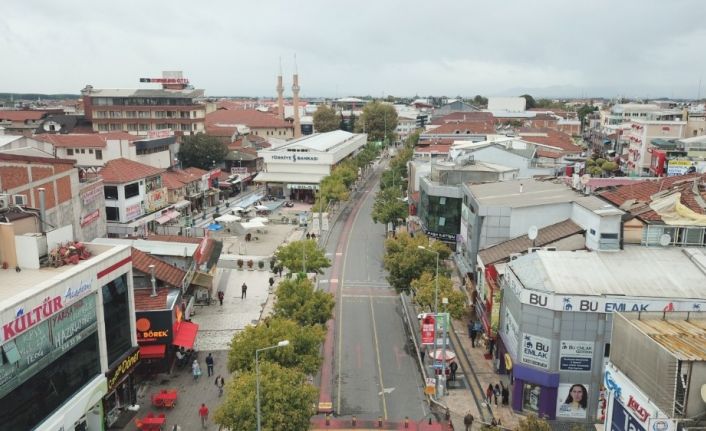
[625,119,687,175]
[0,227,137,431]
[255,130,367,201]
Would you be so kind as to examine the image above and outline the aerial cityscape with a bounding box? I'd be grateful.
[2,1,706,431]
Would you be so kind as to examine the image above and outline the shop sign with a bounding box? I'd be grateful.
[125,203,143,221]
[559,340,594,371]
[136,310,173,344]
[503,308,519,357]
[611,396,646,431]
[519,290,706,314]
[272,154,319,162]
[647,419,676,431]
[231,167,248,174]
[51,295,97,353]
[521,333,552,369]
[627,395,651,422]
[667,160,694,176]
[421,315,435,345]
[421,227,456,242]
[106,347,140,392]
[80,185,104,205]
[80,209,101,227]
[145,187,168,212]
[604,369,623,401]
[287,183,319,190]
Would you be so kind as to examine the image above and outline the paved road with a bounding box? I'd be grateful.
[329,170,428,422]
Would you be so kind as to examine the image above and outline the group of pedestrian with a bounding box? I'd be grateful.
[305,232,316,240]
[485,382,510,406]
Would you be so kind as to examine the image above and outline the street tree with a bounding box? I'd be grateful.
[274,239,331,276]
[410,272,466,319]
[515,414,552,431]
[383,233,451,292]
[472,95,488,107]
[331,162,357,188]
[274,277,334,326]
[226,317,325,375]
[520,94,537,109]
[313,105,340,132]
[371,187,407,233]
[177,133,229,169]
[355,101,398,142]
[214,361,317,431]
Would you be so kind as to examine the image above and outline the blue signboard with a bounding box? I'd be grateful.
[611,396,646,431]
[560,357,592,371]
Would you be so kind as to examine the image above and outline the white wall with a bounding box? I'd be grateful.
[470,146,554,178]
[509,203,572,238]
[136,151,171,169]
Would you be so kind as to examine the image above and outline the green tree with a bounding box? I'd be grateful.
[226,317,325,375]
[520,94,537,110]
[331,162,357,188]
[274,277,334,326]
[601,161,618,173]
[178,133,229,169]
[355,101,399,142]
[588,166,603,177]
[313,105,340,133]
[371,187,407,233]
[410,272,466,319]
[578,103,598,125]
[515,414,552,431]
[383,233,451,292]
[214,362,317,431]
[274,240,331,275]
[473,95,488,107]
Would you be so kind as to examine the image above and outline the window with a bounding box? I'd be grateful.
[522,384,541,413]
[438,217,446,226]
[439,197,446,205]
[600,233,618,239]
[80,149,85,154]
[590,228,596,236]
[124,182,139,198]
[106,206,119,221]
[66,148,74,156]
[97,124,109,131]
[604,343,611,357]
[95,150,103,160]
[104,186,118,200]
[89,149,94,154]
[102,274,132,365]
[1,340,20,365]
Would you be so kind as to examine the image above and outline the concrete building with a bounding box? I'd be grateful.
[450,137,561,178]
[0,110,53,135]
[205,109,293,142]
[81,72,206,136]
[0,233,136,431]
[603,312,706,431]
[625,119,687,175]
[255,130,367,201]
[0,153,107,242]
[497,247,706,423]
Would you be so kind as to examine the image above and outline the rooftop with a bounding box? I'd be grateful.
[205,109,292,133]
[265,130,363,153]
[131,248,186,288]
[467,179,577,207]
[34,132,139,148]
[508,247,706,298]
[91,237,198,257]
[617,312,706,362]
[99,158,165,184]
[84,88,204,99]
[0,110,49,122]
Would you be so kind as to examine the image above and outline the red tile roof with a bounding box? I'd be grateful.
[0,153,75,165]
[99,158,164,184]
[536,149,563,159]
[205,109,293,135]
[424,121,495,135]
[139,234,204,244]
[415,144,452,154]
[161,169,203,190]
[133,288,171,311]
[184,167,208,177]
[519,129,581,152]
[131,248,186,288]
[34,132,139,148]
[599,174,706,222]
[0,110,48,122]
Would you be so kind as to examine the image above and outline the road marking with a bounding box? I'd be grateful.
[319,280,329,284]
[370,296,388,420]
[336,252,343,256]
[378,387,395,395]
[330,278,339,283]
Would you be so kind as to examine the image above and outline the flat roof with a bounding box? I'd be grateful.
[91,238,197,257]
[266,130,364,153]
[509,247,706,298]
[86,88,204,99]
[617,312,706,361]
[467,179,583,208]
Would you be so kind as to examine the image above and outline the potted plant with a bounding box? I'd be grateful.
[247,259,254,270]
[258,260,265,270]
[237,259,244,270]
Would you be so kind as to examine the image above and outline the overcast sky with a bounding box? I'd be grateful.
[2,0,705,98]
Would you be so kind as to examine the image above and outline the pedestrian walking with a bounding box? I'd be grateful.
[192,359,201,381]
[486,383,494,404]
[171,424,181,431]
[449,361,458,382]
[310,232,316,240]
[469,322,477,348]
[198,403,209,429]
[217,290,224,306]
[473,321,482,347]
[215,375,225,397]
[241,282,247,299]
[268,276,275,291]
[420,348,425,362]
[494,383,501,406]
[205,353,214,377]
[490,418,497,427]
[306,232,311,239]
[278,266,283,277]
[463,413,474,431]
[501,382,509,406]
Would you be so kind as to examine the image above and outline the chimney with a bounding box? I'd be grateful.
[38,188,46,233]
[149,264,157,297]
[292,55,301,138]
[520,183,524,193]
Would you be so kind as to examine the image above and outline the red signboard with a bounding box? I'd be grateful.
[421,315,435,345]
[80,209,101,227]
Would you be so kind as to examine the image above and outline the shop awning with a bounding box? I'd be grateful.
[155,210,180,224]
[253,171,325,184]
[139,344,166,359]
[172,321,199,349]
[174,200,191,209]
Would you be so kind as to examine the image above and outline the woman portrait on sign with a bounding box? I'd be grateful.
[563,384,588,411]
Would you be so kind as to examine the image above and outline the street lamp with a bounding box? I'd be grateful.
[417,245,441,398]
[256,340,290,431]
[441,296,449,397]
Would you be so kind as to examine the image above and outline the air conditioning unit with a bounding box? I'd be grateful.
[509,253,521,261]
[527,247,543,253]
[0,194,9,209]
[12,194,27,206]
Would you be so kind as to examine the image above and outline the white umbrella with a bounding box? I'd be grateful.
[215,214,241,223]
[255,204,269,211]
[250,216,269,224]
[428,349,456,362]
[239,220,266,230]
[233,206,248,213]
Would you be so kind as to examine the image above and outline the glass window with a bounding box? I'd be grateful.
[686,228,703,245]
[1,341,20,364]
[102,274,133,365]
[522,383,541,413]
[106,207,119,221]
[104,186,118,200]
[124,183,139,199]
[66,148,74,156]
[95,150,103,160]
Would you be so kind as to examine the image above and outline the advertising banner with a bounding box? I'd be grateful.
[559,340,594,371]
[421,315,435,345]
[503,308,519,357]
[145,187,168,213]
[611,396,646,431]
[556,383,589,419]
[521,333,552,369]
[136,310,174,344]
[125,203,143,221]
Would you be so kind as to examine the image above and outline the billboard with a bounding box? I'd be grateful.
[521,333,552,369]
[556,383,589,419]
[559,340,594,371]
[421,315,435,345]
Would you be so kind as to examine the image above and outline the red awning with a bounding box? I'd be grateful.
[172,321,199,349]
[139,344,166,359]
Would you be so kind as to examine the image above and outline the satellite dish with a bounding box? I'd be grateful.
[580,174,591,185]
[701,384,706,403]
[659,234,671,247]
[528,226,538,241]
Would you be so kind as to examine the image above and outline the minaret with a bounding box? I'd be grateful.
[276,58,285,120]
[292,55,302,138]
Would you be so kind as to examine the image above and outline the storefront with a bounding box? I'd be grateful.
[103,347,140,429]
